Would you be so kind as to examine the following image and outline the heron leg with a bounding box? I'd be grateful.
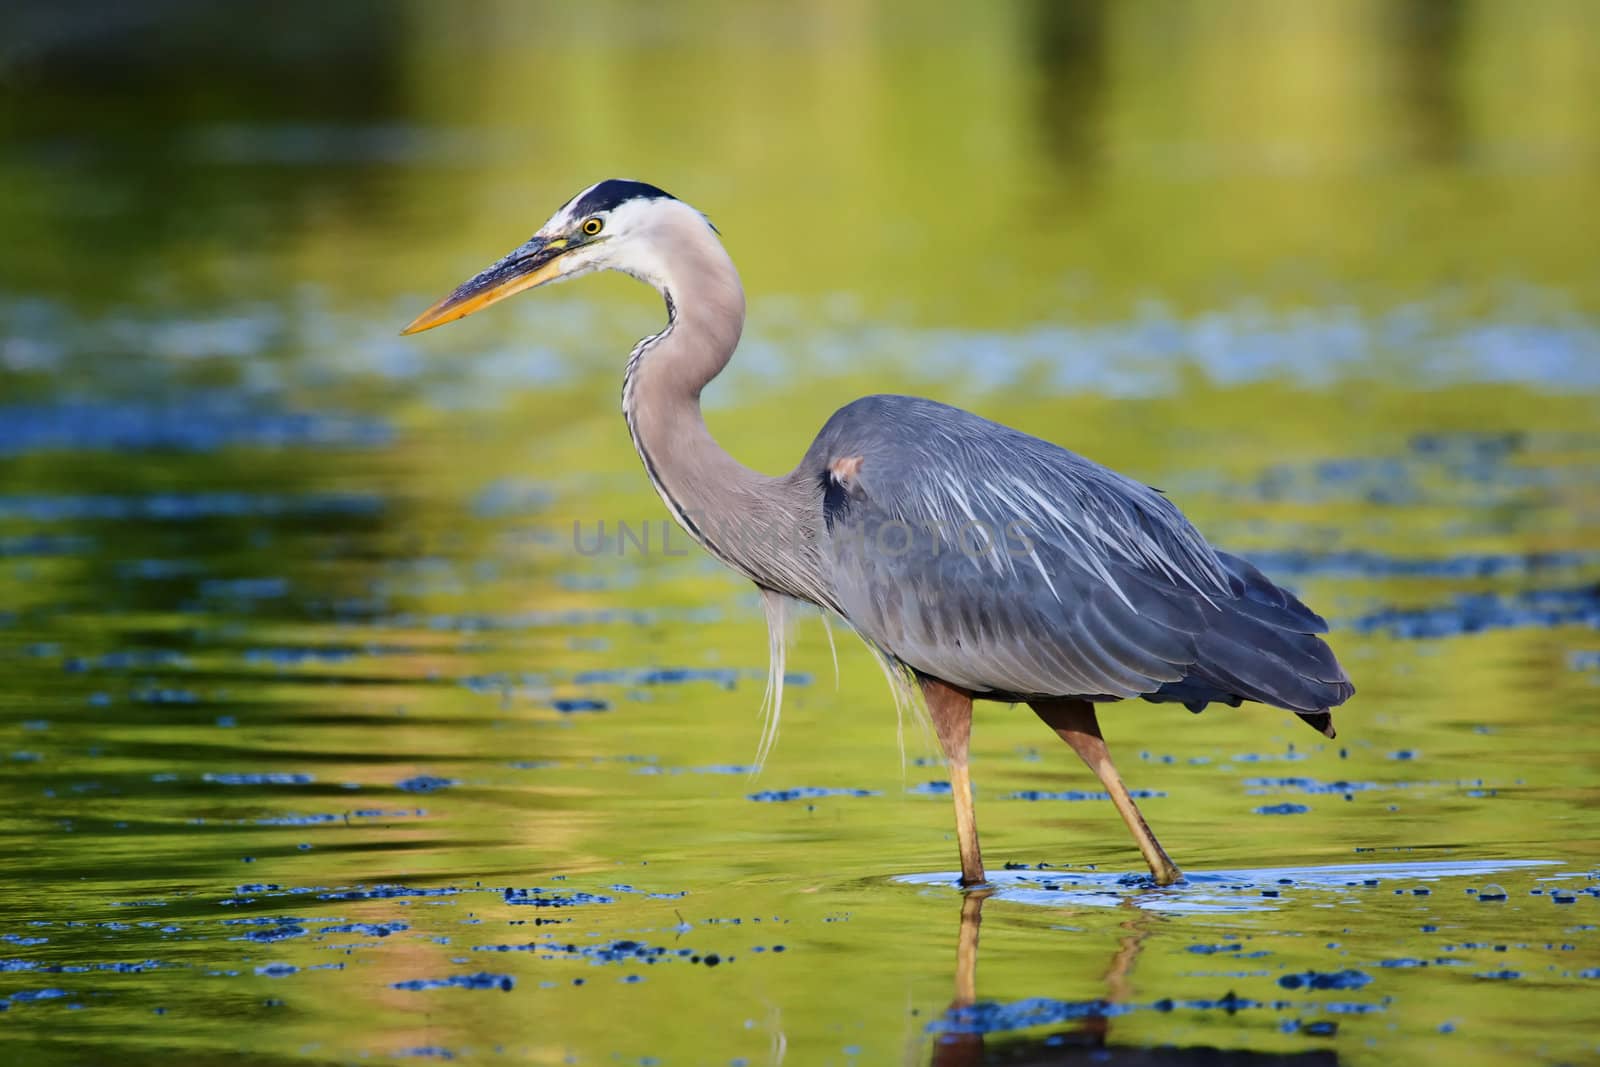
[921,677,986,887]
[1029,698,1182,886]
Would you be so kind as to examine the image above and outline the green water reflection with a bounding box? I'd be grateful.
[2,2,1598,1065]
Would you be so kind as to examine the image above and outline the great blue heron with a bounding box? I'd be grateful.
[402,179,1354,887]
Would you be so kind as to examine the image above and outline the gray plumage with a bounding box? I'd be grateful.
[804,395,1352,735]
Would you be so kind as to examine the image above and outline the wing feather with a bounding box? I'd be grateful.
[805,395,1353,715]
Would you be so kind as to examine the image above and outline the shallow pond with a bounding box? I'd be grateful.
[2,3,1599,1065]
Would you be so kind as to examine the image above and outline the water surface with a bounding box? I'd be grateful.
[2,3,1599,1065]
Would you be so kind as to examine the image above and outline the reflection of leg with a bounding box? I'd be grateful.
[932,891,990,1067]
[954,890,988,1006]
[921,677,986,886]
[1028,698,1182,886]
[1105,900,1153,1005]
[1082,904,1154,1047]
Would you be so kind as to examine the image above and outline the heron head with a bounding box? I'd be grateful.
[401,179,710,335]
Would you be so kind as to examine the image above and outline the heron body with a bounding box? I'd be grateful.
[403,179,1354,887]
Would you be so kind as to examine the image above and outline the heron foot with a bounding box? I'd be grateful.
[1150,860,1184,887]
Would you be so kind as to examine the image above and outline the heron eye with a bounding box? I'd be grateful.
[582,217,604,236]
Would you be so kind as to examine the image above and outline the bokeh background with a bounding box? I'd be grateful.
[2,2,1598,1065]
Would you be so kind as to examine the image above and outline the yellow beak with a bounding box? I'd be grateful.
[400,237,570,335]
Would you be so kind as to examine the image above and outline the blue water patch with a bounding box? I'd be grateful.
[503,889,615,908]
[64,649,189,672]
[395,776,455,794]
[575,667,741,689]
[116,559,203,580]
[200,577,289,600]
[0,534,93,558]
[928,987,1380,1037]
[1225,750,1309,764]
[1010,788,1166,801]
[1254,803,1312,815]
[243,647,364,667]
[386,606,724,633]
[132,688,199,705]
[0,492,383,523]
[903,860,1562,914]
[391,972,513,992]
[318,885,462,902]
[2,988,71,1006]
[1182,430,1595,508]
[908,781,952,795]
[809,300,1600,398]
[204,772,314,786]
[1246,548,1599,580]
[483,937,724,967]
[632,762,760,777]
[930,996,1132,1035]
[319,922,409,937]
[1349,586,1600,639]
[230,924,305,943]
[748,787,880,802]
[1570,650,1600,672]
[460,671,545,694]
[1278,969,1372,991]
[552,699,608,713]
[0,400,391,455]
[1244,777,1381,796]
[1187,944,1268,958]
[254,810,423,826]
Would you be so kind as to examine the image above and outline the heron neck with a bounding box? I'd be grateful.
[620,237,826,605]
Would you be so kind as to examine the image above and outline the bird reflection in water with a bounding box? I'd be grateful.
[925,893,1340,1067]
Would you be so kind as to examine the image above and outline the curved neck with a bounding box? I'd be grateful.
[619,214,826,605]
